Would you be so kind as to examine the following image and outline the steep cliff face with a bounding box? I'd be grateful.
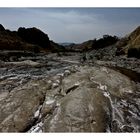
[116,26,140,58]
[129,26,140,46]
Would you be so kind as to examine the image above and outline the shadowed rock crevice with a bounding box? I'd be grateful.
[65,84,79,94]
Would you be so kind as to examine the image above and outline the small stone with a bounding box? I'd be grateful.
[47,80,52,84]
[56,80,60,84]
[52,83,59,89]
[57,73,64,77]
[64,70,70,76]
[45,99,55,105]
[120,125,134,132]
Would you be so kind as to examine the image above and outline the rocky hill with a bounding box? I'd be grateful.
[17,27,51,49]
[116,26,140,58]
[72,40,94,51]
[68,35,119,52]
[0,24,63,52]
[0,24,41,52]
[64,26,140,59]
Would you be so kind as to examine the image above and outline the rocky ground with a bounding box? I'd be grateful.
[85,45,140,73]
[0,50,140,132]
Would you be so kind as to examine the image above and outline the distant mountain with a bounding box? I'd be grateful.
[50,40,65,52]
[58,42,75,47]
[69,40,94,51]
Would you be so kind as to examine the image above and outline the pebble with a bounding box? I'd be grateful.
[57,73,64,77]
[52,83,59,88]
[64,70,71,76]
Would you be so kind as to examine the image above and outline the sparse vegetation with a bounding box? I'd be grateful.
[93,35,119,49]
[128,47,140,58]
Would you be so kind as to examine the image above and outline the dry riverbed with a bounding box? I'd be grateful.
[0,51,140,132]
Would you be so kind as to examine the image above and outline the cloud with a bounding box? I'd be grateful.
[0,8,140,43]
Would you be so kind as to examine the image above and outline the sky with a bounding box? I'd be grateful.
[0,8,140,43]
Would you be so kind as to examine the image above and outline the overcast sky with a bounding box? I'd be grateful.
[0,8,140,43]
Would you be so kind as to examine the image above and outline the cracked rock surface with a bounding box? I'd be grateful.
[0,52,140,132]
[43,66,140,132]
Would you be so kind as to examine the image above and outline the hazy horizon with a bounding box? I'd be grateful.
[0,8,140,43]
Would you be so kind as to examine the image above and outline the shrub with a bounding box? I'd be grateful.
[128,47,140,58]
[92,35,119,49]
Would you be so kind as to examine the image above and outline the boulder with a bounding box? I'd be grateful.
[0,79,47,132]
[0,65,139,132]
[43,66,139,132]
[116,26,140,58]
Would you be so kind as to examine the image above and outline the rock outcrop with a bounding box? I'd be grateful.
[116,26,140,58]
[0,24,63,52]
[0,25,41,52]
[17,27,50,49]
[0,78,48,132]
[43,66,139,132]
